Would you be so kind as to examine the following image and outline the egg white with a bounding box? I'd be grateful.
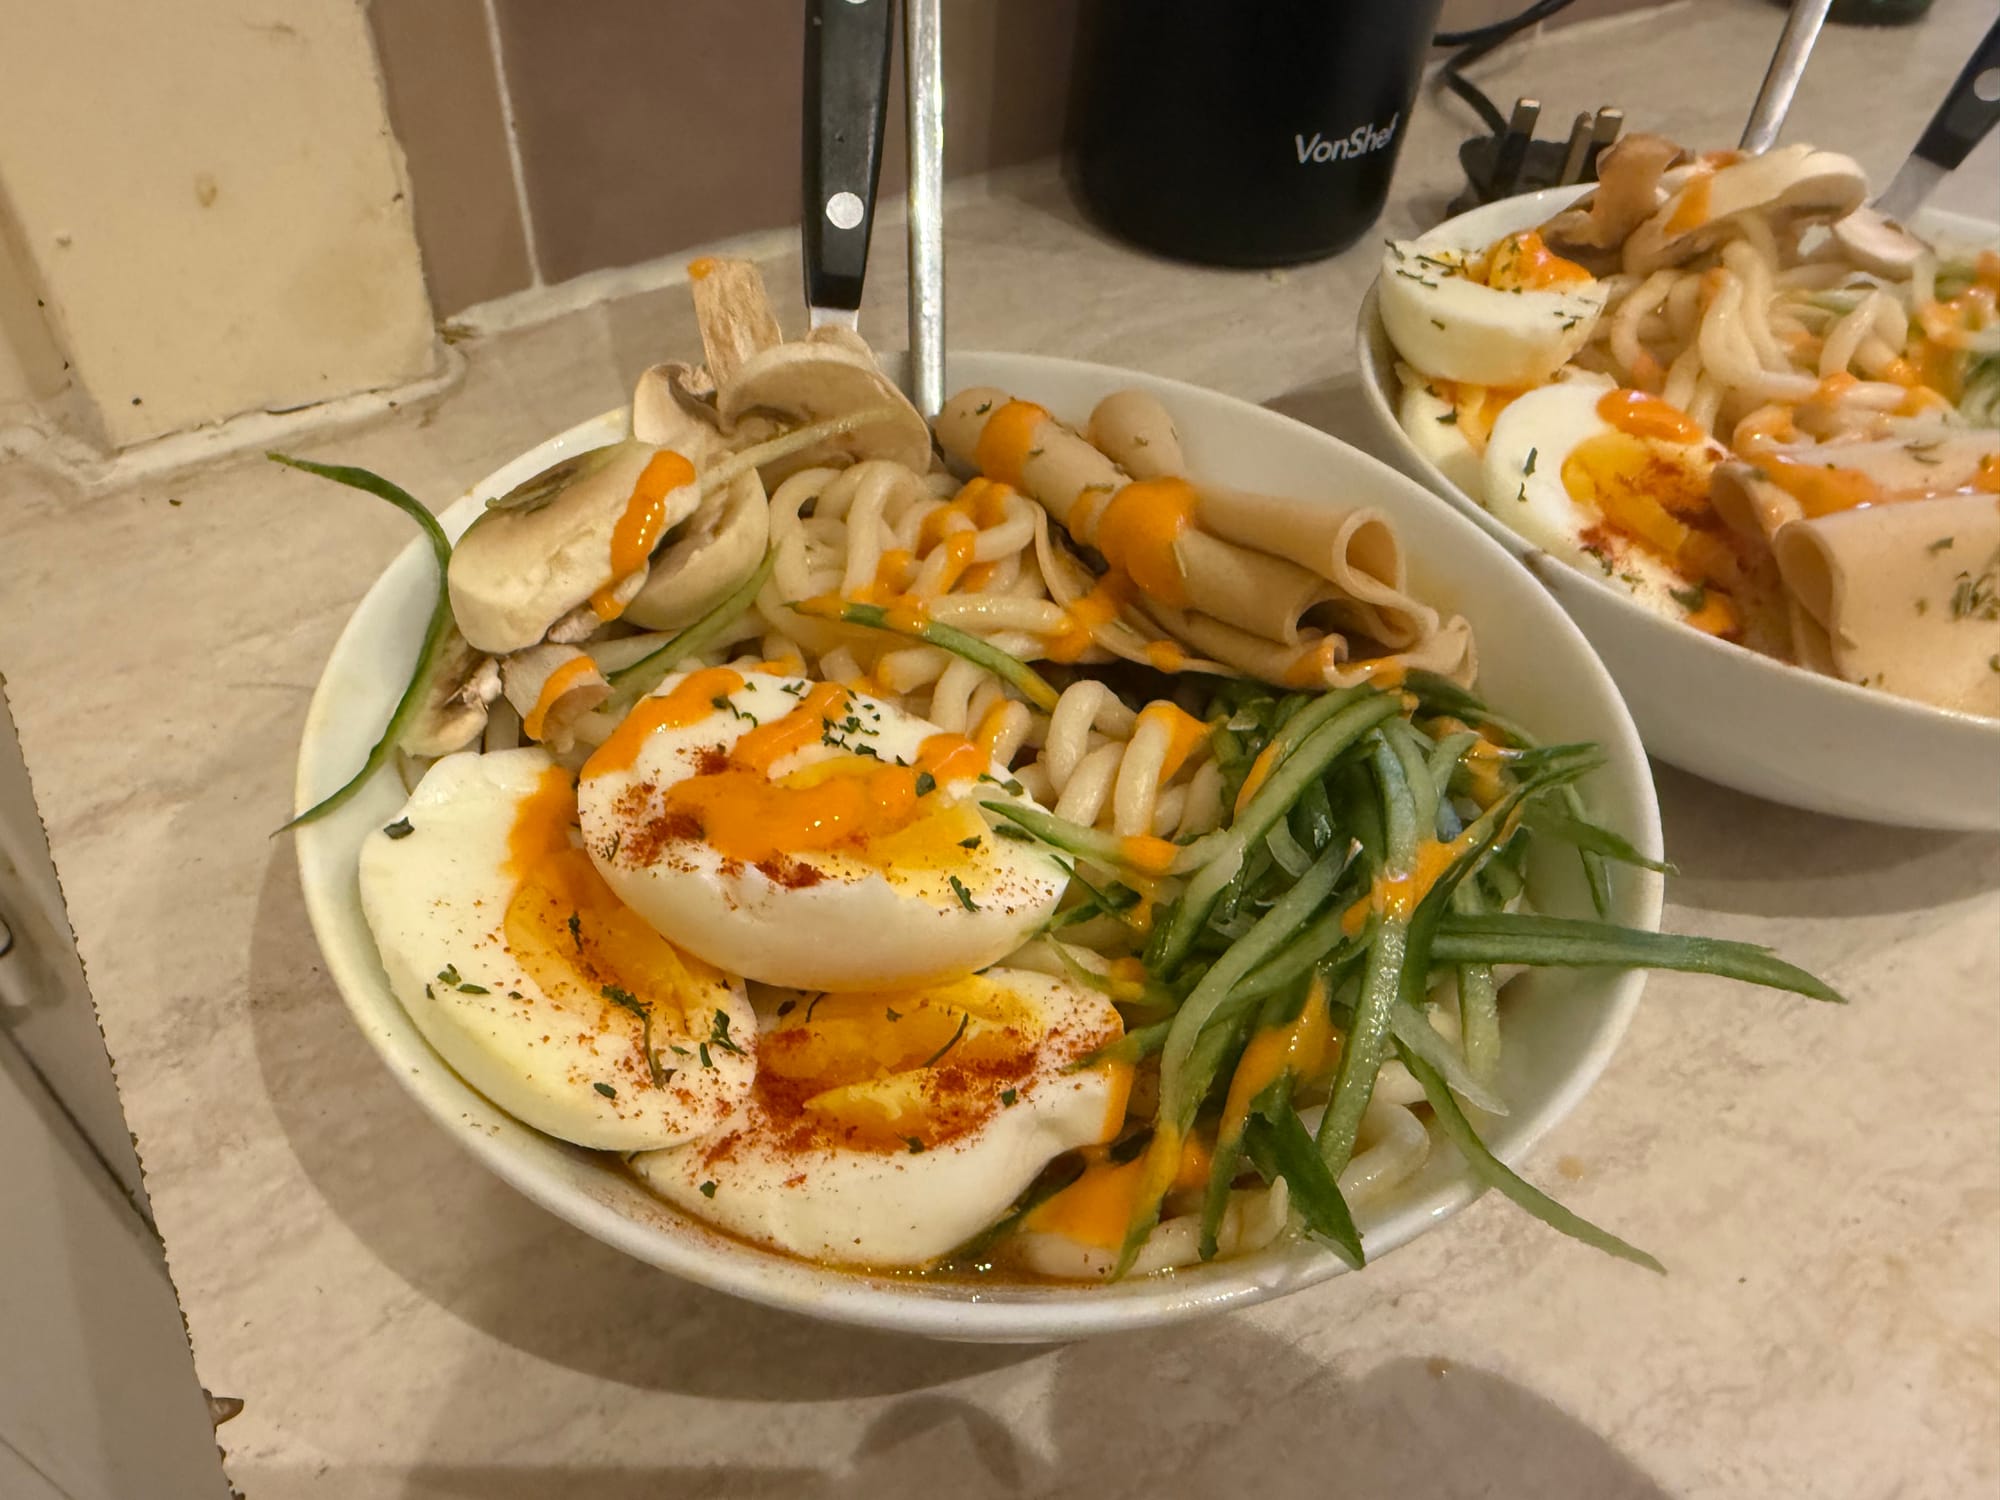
[359,748,757,1151]
[630,967,1126,1268]
[1396,372,1485,499]
[1482,380,1713,620]
[577,673,1069,992]
[1378,239,1607,389]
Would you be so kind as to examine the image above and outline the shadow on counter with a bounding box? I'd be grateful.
[365,1332,1672,1499]
[246,842,1039,1404]
[1650,764,2000,920]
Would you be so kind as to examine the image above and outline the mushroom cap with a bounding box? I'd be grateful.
[1828,206,1929,279]
[1620,146,1867,274]
[624,467,772,631]
[716,333,932,479]
[447,439,701,654]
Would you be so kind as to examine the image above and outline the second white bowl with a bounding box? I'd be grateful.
[1355,187,2000,831]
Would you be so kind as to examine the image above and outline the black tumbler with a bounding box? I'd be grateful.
[1070,0,1446,267]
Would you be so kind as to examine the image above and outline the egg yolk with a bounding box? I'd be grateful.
[593,678,996,876]
[501,767,722,1056]
[747,976,1121,1152]
[505,844,722,1039]
[1483,231,1593,291]
[1562,431,1715,560]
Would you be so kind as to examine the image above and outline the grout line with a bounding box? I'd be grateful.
[481,0,544,287]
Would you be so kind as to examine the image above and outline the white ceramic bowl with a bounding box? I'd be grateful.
[1356,187,2000,831]
[294,352,1662,1342]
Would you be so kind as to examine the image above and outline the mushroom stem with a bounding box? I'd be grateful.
[690,258,783,386]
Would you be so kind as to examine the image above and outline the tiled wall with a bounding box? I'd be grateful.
[370,0,1665,317]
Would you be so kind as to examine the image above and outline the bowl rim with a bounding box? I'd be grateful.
[292,351,1662,1341]
[1353,188,2000,743]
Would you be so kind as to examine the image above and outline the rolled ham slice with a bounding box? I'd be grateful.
[936,386,1474,688]
[1770,491,2000,717]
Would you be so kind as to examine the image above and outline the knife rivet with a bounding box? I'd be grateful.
[826,191,865,230]
[1975,68,1999,104]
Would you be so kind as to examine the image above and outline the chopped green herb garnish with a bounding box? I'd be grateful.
[382,818,414,840]
[698,1180,718,1198]
[1436,410,1458,425]
[567,911,582,950]
[1667,584,1707,613]
[886,1006,903,1022]
[1523,447,1538,477]
[915,770,937,797]
[921,1012,971,1068]
[1000,1088,1018,1106]
[905,1137,927,1154]
[948,874,980,912]
[602,984,665,1087]
[707,1009,746,1056]
[593,1081,617,1099]
[1927,536,1954,554]
[958,835,982,849]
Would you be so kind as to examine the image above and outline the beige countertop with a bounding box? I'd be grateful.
[3,1,1997,1494]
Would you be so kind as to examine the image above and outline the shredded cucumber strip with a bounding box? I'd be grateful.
[270,455,454,831]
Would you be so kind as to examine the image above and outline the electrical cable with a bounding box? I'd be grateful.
[1435,0,1582,134]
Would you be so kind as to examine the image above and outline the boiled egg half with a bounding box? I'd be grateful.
[1378,231,1608,389]
[631,967,1128,1268]
[577,670,1069,992]
[358,748,758,1151]
[1482,380,1742,631]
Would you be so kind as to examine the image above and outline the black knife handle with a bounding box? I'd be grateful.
[1913,13,2000,172]
[803,0,895,316]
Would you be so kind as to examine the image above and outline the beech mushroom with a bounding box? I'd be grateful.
[1619,145,1867,274]
[447,439,701,654]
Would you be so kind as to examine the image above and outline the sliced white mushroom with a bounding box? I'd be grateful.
[1541,133,1689,269]
[632,362,727,451]
[1620,145,1867,275]
[623,466,771,631]
[399,623,500,758]
[501,644,612,755]
[717,332,933,480]
[1829,206,1929,279]
[447,439,701,654]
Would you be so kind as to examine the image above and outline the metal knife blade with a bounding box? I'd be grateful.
[1872,154,1947,226]
[1871,12,2000,224]
[803,0,895,331]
